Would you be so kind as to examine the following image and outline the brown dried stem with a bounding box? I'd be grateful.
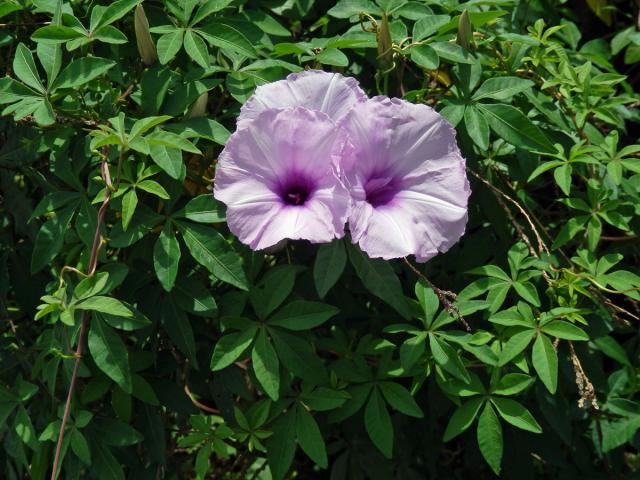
[403,258,470,331]
[50,146,115,479]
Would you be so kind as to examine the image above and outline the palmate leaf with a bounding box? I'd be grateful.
[196,21,258,58]
[477,403,503,475]
[88,314,132,393]
[175,221,248,290]
[532,334,558,393]
[477,103,555,153]
[252,329,280,400]
[364,388,393,458]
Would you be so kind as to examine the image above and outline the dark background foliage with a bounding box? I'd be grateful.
[1,0,640,478]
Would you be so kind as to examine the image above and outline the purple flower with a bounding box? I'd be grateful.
[214,107,352,250]
[339,97,470,262]
[236,70,366,130]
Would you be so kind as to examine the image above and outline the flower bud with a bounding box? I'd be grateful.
[185,91,208,119]
[135,4,157,66]
[376,14,394,72]
[457,10,472,50]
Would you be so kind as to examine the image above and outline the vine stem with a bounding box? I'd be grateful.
[50,146,116,479]
[402,257,470,331]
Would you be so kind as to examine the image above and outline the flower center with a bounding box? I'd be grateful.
[283,185,310,206]
[364,176,400,207]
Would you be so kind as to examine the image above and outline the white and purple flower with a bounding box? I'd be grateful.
[340,97,470,262]
[214,70,470,262]
[214,106,352,250]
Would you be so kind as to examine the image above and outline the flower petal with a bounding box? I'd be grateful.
[215,107,352,250]
[341,97,470,262]
[237,70,366,130]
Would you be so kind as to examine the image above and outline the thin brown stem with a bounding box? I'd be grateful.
[402,258,470,331]
[184,383,221,415]
[50,146,114,479]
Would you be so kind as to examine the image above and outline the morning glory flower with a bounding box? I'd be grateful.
[340,96,470,262]
[236,70,366,130]
[214,107,352,250]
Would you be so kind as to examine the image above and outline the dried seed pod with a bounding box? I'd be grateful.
[376,14,394,72]
[135,4,157,66]
[457,10,472,50]
[185,91,208,119]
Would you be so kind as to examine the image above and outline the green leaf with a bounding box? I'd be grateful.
[464,105,489,150]
[92,418,143,446]
[252,329,280,400]
[129,115,173,140]
[121,189,138,231]
[593,335,631,366]
[184,30,210,67]
[251,265,298,319]
[51,57,116,90]
[410,44,439,70]
[296,406,327,468]
[76,296,134,317]
[316,48,348,66]
[429,334,470,382]
[347,243,410,318]
[478,103,554,153]
[0,1,22,19]
[101,310,151,331]
[477,403,503,475]
[153,223,180,291]
[364,389,393,458]
[532,334,558,393]
[430,42,474,64]
[492,373,535,395]
[498,329,535,366]
[13,43,45,93]
[93,0,141,30]
[541,320,588,341]
[472,76,534,101]
[328,0,378,18]
[211,326,257,371]
[70,429,91,465]
[136,180,170,199]
[88,315,132,393]
[92,441,125,480]
[181,194,226,223]
[191,0,234,25]
[413,15,450,41]
[31,25,84,44]
[148,144,185,180]
[37,43,62,87]
[160,295,197,365]
[196,22,257,58]
[491,397,542,433]
[553,163,572,196]
[268,300,338,330]
[145,130,201,153]
[379,381,423,418]
[93,25,128,44]
[270,329,327,385]
[177,222,248,290]
[513,281,541,306]
[31,206,75,273]
[443,397,484,441]
[267,411,297,480]
[157,29,184,64]
[313,240,347,298]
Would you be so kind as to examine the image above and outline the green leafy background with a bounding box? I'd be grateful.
[1,0,640,478]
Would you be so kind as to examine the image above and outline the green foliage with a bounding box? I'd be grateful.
[1,0,640,478]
